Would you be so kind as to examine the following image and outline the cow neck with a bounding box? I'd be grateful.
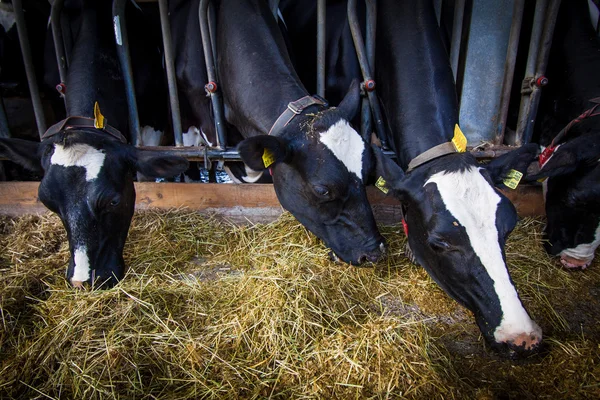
[218,0,308,136]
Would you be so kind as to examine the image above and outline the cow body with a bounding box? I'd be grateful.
[217,0,384,265]
[531,0,600,269]
[0,0,188,288]
[280,0,541,354]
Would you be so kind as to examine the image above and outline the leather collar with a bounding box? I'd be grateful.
[407,142,458,172]
[41,116,128,144]
[268,95,327,136]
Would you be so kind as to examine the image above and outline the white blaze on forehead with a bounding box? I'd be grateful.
[318,120,365,181]
[560,222,600,263]
[426,167,541,343]
[72,246,91,283]
[51,143,106,181]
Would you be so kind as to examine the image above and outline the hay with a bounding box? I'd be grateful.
[0,210,599,399]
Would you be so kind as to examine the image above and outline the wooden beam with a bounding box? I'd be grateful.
[0,182,544,223]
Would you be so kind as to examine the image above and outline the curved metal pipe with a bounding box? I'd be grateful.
[348,0,388,148]
[317,0,326,97]
[199,0,227,149]
[13,0,46,138]
[50,0,67,106]
[158,0,183,146]
[112,0,141,146]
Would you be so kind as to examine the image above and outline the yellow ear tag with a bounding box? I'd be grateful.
[262,148,276,168]
[503,169,523,190]
[94,102,106,129]
[451,124,467,153]
[375,176,389,194]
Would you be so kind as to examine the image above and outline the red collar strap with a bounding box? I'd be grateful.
[42,116,128,144]
[268,95,327,136]
[539,97,600,167]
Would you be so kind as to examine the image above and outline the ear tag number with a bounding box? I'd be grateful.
[375,176,389,194]
[94,102,106,129]
[503,169,523,190]
[262,148,276,168]
[452,124,467,153]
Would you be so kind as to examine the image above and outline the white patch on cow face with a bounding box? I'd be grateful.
[319,120,365,181]
[141,126,163,146]
[51,143,106,181]
[72,246,91,283]
[426,167,541,343]
[560,222,600,263]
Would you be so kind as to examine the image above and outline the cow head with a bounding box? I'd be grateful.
[238,85,385,265]
[528,133,600,269]
[372,144,542,356]
[0,132,189,288]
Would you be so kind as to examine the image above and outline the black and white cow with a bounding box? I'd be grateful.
[528,0,600,270]
[217,0,385,265]
[0,0,188,288]
[281,0,542,355]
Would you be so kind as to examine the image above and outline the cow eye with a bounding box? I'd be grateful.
[428,236,454,252]
[313,185,330,197]
[109,197,121,207]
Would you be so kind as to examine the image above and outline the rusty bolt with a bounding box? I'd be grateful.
[535,76,548,87]
[205,81,218,93]
[364,79,376,92]
[55,82,66,95]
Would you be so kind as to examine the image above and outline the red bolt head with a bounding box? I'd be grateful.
[205,81,218,93]
[55,82,66,95]
[536,76,548,87]
[364,79,376,92]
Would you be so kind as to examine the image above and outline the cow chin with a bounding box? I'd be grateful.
[328,241,386,266]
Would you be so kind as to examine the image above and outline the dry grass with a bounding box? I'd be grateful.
[0,210,599,399]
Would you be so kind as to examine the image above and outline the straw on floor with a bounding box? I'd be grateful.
[0,210,599,399]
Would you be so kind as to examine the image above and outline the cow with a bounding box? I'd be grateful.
[527,0,600,270]
[0,0,188,288]
[280,0,542,356]
[216,0,385,265]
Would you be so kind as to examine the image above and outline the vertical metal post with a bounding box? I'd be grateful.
[200,0,227,149]
[113,0,141,146]
[433,0,442,25]
[316,0,326,98]
[51,0,67,106]
[348,0,388,148]
[61,9,73,69]
[13,0,46,138]
[520,0,561,145]
[158,0,183,147]
[495,0,525,144]
[0,97,10,138]
[450,0,466,83]
[360,0,377,142]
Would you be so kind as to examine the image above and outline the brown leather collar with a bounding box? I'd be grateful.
[41,116,128,144]
[268,95,327,136]
[406,142,458,172]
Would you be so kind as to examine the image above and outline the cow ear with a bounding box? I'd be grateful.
[485,143,538,187]
[337,79,361,121]
[528,136,600,180]
[0,138,43,174]
[134,149,189,178]
[237,135,289,171]
[371,144,411,199]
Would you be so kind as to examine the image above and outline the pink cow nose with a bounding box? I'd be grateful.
[504,331,542,353]
[560,254,592,270]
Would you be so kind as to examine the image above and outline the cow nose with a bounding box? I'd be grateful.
[357,242,386,264]
[560,254,592,270]
[499,329,543,358]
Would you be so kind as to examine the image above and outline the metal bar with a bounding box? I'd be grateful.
[0,96,10,138]
[495,0,525,144]
[521,0,561,145]
[513,0,548,145]
[60,8,73,68]
[316,0,326,98]
[113,0,141,146]
[449,0,466,82]
[13,0,46,138]
[199,0,227,149]
[158,0,183,146]
[50,0,67,106]
[433,0,442,25]
[347,0,388,148]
